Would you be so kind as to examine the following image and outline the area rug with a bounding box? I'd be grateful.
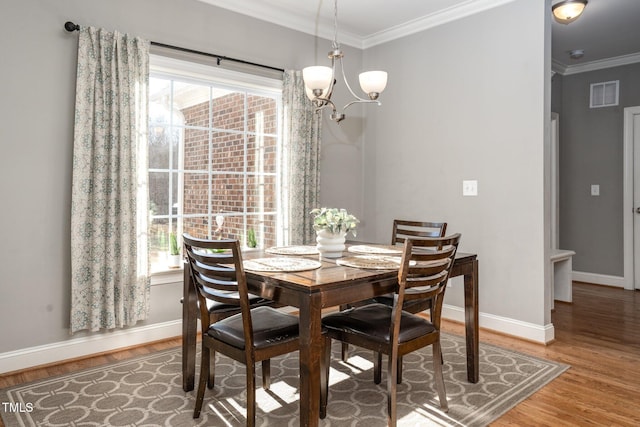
[0,333,568,427]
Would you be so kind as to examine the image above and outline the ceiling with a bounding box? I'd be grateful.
[551,0,640,74]
[198,0,640,75]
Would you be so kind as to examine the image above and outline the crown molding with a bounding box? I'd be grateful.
[198,0,516,50]
[551,59,567,76]
[196,0,362,48]
[553,52,640,76]
[362,0,516,49]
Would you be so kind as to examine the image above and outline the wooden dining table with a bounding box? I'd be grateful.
[181,245,479,427]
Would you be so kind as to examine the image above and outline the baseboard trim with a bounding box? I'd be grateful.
[0,320,182,374]
[443,304,555,344]
[2,303,561,373]
[572,271,625,288]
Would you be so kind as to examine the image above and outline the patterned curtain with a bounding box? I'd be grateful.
[70,27,150,333]
[279,70,322,245]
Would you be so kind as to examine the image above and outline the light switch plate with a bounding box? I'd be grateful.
[463,180,478,196]
[591,184,600,196]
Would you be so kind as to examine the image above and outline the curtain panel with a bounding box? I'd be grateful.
[70,27,150,333]
[279,70,322,245]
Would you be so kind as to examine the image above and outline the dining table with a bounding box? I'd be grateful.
[181,243,479,427]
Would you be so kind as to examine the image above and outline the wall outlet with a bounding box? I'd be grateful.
[463,180,478,196]
[591,184,600,196]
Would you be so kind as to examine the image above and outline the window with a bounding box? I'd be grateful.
[148,56,282,272]
[590,80,619,108]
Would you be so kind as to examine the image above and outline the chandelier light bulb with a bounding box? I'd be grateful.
[303,66,333,100]
[359,71,388,100]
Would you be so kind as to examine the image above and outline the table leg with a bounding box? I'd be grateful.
[464,259,479,383]
[297,293,323,427]
[182,263,197,392]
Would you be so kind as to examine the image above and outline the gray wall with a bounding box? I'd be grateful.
[359,0,550,327]
[559,62,640,276]
[0,0,553,365]
[0,0,363,356]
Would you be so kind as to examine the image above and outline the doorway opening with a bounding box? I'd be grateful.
[623,106,640,290]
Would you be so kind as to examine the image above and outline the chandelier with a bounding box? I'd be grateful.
[303,0,388,123]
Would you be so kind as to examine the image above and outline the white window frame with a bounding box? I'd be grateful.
[148,55,283,277]
[590,80,619,108]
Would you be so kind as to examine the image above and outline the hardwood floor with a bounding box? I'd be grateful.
[1,282,639,426]
[454,282,640,427]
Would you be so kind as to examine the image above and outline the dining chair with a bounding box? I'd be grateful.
[322,234,461,426]
[184,235,329,426]
[182,239,273,390]
[341,220,448,364]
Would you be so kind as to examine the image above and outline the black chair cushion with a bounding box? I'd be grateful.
[322,303,435,344]
[208,306,299,349]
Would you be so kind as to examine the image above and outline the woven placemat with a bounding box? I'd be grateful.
[265,245,319,255]
[348,244,402,255]
[337,254,404,270]
[243,257,322,272]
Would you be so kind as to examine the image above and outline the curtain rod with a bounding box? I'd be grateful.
[64,21,285,73]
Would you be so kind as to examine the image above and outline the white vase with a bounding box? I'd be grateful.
[316,229,347,258]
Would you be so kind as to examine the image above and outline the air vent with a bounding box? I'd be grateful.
[590,80,619,108]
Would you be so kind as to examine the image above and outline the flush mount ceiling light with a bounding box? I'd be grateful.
[552,0,588,24]
[569,49,585,59]
[303,0,387,123]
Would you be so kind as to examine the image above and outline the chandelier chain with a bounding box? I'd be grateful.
[332,0,339,49]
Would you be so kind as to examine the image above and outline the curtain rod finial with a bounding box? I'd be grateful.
[65,21,80,32]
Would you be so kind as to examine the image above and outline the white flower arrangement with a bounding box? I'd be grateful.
[310,208,359,237]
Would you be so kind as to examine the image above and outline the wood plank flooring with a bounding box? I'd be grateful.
[1,282,639,426]
[465,282,640,426]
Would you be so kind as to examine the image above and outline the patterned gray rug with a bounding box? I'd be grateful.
[0,333,568,427]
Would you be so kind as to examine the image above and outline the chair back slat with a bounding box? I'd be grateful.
[189,246,235,260]
[191,262,238,289]
[192,280,242,306]
[392,219,447,245]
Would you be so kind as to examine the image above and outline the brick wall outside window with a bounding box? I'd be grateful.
[181,92,278,247]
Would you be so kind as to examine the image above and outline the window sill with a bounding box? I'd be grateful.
[150,267,183,286]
